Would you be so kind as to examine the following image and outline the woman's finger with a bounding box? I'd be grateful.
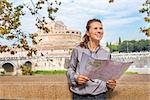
[79,75,89,80]
[107,84,116,89]
[107,80,116,84]
[77,75,89,84]
[78,77,87,82]
[107,82,116,85]
[78,80,87,84]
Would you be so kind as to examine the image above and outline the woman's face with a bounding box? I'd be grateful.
[87,21,104,42]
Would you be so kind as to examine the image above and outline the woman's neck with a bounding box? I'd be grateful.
[88,40,99,52]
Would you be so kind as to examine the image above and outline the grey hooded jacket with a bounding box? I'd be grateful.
[67,45,111,95]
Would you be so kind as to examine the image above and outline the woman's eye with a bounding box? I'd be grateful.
[94,27,103,30]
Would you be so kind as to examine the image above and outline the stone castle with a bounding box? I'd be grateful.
[0,21,82,75]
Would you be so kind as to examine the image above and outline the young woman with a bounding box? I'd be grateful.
[67,19,116,100]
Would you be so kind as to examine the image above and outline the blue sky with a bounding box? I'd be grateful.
[6,0,148,46]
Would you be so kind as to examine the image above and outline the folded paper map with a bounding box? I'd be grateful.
[79,52,133,82]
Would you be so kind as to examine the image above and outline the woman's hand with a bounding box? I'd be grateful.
[76,75,89,85]
[106,80,116,90]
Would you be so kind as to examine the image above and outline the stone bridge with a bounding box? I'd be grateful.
[0,56,36,75]
[111,52,150,68]
[0,52,150,75]
[0,55,69,75]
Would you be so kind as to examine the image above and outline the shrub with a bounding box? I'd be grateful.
[32,70,66,75]
[20,65,32,75]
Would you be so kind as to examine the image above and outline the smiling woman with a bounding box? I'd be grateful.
[67,18,116,100]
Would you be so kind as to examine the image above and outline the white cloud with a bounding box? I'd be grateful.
[10,0,147,43]
[55,0,145,30]
[103,17,141,28]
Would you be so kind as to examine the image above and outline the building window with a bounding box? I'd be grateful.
[50,59,53,62]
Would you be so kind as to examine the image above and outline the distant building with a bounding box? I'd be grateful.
[33,21,81,55]
[0,21,82,75]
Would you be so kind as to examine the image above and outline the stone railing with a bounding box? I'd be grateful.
[0,75,149,100]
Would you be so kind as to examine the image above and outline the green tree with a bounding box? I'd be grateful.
[107,42,118,52]
[106,42,109,47]
[109,42,112,52]
[118,37,122,45]
[118,41,127,52]
[118,39,149,52]
[0,0,61,56]
[111,44,118,52]
[137,39,149,51]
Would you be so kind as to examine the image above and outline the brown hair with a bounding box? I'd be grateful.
[79,18,102,48]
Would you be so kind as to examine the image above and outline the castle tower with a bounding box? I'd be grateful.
[33,20,82,57]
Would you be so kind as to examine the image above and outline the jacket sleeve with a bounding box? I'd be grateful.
[66,48,79,86]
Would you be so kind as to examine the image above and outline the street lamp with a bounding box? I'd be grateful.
[126,41,129,53]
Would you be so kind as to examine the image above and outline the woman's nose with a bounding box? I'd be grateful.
[97,31,103,35]
[97,30,102,33]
